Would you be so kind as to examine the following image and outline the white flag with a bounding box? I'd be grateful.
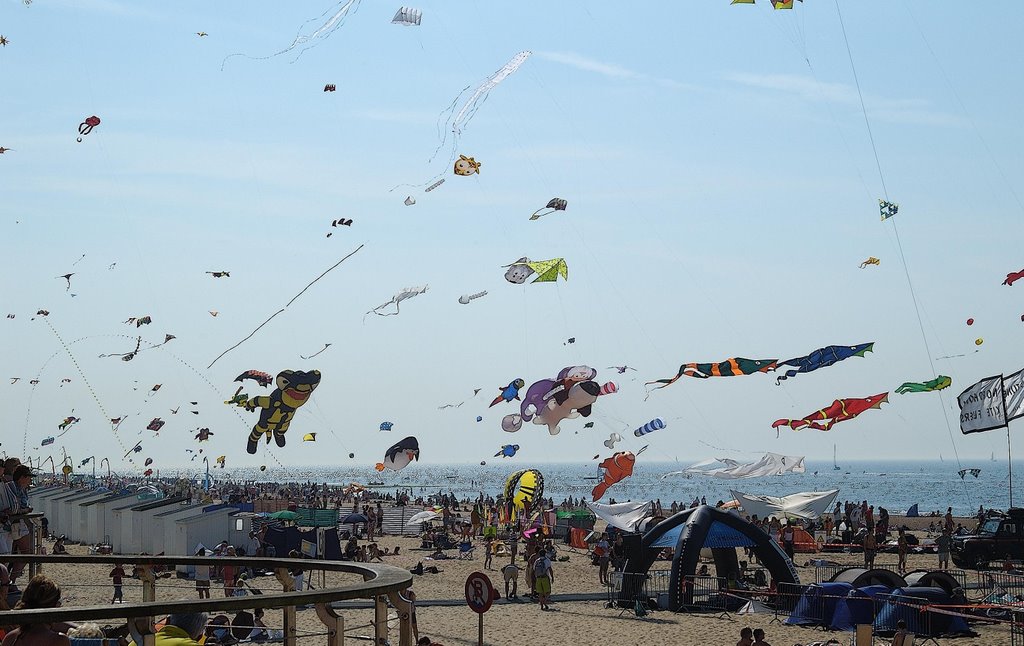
[1004,368,1024,423]
[957,375,1006,434]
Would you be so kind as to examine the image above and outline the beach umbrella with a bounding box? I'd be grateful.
[406,510,440,525]
[340,512,369,525]
[267,510,299,521]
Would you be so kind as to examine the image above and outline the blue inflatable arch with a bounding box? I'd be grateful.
[621,505,799,611]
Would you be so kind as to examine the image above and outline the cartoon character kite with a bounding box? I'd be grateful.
[772,392,888,435]
[775,343,874,385]
[454,155,481,176]
[646,357,777,395]
[503,257,568,284]
[231,369,321,454]
[592,448,646,501]
[859,257,880,269]
[502,366,602,435]
[895,376,952,394]
[489,379,525,407]
[376,436,420,471]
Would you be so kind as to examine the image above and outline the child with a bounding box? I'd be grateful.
[195,548,211,599]
[483,536,494,570]
[109,563,125,604]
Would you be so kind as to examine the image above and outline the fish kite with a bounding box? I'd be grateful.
[530,198,567,221]
[376,436,420,472]
[646,357,777,395]
[592,448,646,501]
[1003,269,1024,286]
[458,291,487,305]
[775,343,874,385]
[859,257,880,269]
[494,444,520,458]
[958,468,981,480]
[235,370,273,387]
[896,376,952,394]
[603,432,622,449]
[77,115,100,142]
[503,257,568,284]
[489,379,525,407]
[231,369,321,454]
[365,285,428,319]
[772,392,888,435]
[879,200,898,221]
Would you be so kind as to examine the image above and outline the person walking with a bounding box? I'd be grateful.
[897,528,909,573]
[533,549,554,611]
[109,563,125,604]
[937,528,951,570]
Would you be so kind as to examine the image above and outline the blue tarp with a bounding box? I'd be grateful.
[874,587,971,636]
[830,584,891,631]
[785,582,854,626]
[651,519,757,549]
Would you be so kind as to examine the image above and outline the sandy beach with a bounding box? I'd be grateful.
[40,531,1009,646]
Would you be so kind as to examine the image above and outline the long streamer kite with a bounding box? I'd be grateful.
[775,343,873,385]
[222,0,362,68]
[208,244,363,368]
[646,357,776,396]
[772,392,888,435]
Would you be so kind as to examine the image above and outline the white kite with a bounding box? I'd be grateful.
[365,285,428,320]
[222,0,362,68]
[664,453,805,480]
[392,7,421,26]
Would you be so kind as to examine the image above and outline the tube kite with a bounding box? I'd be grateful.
[775,343,874,385]
[646,357,777,395]
[896,376,951,394]
[1003,270,1024,286]
[772,392,888,434]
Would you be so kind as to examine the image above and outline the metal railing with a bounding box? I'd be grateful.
[0,554,413,646]
[873,591,930,637]
[607,570,671,609]
[1012,608,1024,646]
[679,575,729,616]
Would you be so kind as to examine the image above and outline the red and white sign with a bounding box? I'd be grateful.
[464,571,495,614]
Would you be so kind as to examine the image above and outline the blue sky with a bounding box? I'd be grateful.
[2,0,1023,474]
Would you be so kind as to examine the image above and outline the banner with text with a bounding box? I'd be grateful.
[958,375,1007,434]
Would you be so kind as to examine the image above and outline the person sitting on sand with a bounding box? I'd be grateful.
[752,628,771,646]
[736,626,753,646]
[51,536,67,555]
[1,575,70,646]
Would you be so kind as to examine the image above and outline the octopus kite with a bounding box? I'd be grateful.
[895,376,951,394]
[77,115,100,142]
[646,357,777,395]
[231,369,321,454]
[775,343,874,384]
[772,392,888,434]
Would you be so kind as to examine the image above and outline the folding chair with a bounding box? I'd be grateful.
[457,541,475,560]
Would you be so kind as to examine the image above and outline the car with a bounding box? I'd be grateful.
[951,508,1024,569]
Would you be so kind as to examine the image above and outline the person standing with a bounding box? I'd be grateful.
[366,506,376,542]
[194,548,211,599]
[533,549,554,611]
[596,534,611,585]
[222,547,237,597]
[483,535,494,570]
[897,529,909,573]
[863,532,877,569]
[109,563,125,604]
[937,528,951,570]
[781,522,796,560]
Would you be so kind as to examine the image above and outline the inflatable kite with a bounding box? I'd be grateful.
[895,376,951,394]
[859,257,880,269]
[603,432,622,449]
[504,468,543,515]
[376,436,419,472]
[958,468,981,479]
[215,455,226,468]
[379,421,393,432]
[489,379,525,407]
[144,458,153,467]
[365,285,428,318]
[501,366,601,435]
[772,392,888,434]
[458,291,487,305]
[1003,269,1024,286]
[230,369,321,454]
[392,6,422,26]
[222,0,361,67]
[503,257,567,284]
[194,428,214,442]
[529,198,567,221]
[41,436,54,446]
[453,155,481,176]
[633,418,665,437]
[77,115,100,142]
[646,357,777,394]
[494,444,520,458]
[125,316,152,327]
[775,343,874,385]
[144,469,153,477]
[592,450,645,501]
[147,418,165,432]
[235,370,273,387]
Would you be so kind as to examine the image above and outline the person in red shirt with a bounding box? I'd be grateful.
[109,563,125,604]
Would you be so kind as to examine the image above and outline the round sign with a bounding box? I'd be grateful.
[61,464,73,475]
[464,571,495,614]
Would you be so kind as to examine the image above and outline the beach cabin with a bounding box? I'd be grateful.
[70,491,109,542]
[84,492,138,546]
[115,495,187,554]
[50,490,95,538]
[28,486,68,524]
[170,508,237,572]
[152,504,210,556]
[227,512,258,553]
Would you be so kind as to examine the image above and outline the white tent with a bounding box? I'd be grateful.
[729,489,839,521]
[585,500,653,532]
[667,453,805,480]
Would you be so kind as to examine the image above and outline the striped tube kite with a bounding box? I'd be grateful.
[772,392,888,435]
[645,357,777,395]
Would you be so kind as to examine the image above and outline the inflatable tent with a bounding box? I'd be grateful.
[785,582,853,626]
[831,567,907,589]
[622,505,799,611]
[904,569,961,594]
[830,584,891,631]
[874,587,971,637]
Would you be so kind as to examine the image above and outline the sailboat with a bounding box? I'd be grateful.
[833,444,841,471]
[992,451,997,462]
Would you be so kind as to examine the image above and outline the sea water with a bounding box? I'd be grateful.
[195,460,1018,517]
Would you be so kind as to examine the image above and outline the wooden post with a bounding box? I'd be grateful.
[138,565,157,602]
[133,615,156,646]
[315,603,343,646]
[374,595,388,645]
[280,569,297,646]
[387,591,413,646]
[30,522,43,578]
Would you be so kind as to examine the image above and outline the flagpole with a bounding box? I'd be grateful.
[1009,426,1014,508]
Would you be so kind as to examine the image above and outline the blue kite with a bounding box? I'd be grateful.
[776,343,874,385]
[494,444,520,458]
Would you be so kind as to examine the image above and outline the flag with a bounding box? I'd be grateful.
[1004,368,1024,422]
[957,375,1007,434]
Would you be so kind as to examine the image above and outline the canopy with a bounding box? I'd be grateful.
[585,500,652,532]
[729,489,839,521]
[406,510,440,525]
[651,518,758,550]
[669,452,805,479]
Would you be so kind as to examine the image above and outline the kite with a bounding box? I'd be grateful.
[144,457,153,467]
[529,198,567,221]
[437,388,481,410]
[58,273,74,290]
[584,422,594,428]
[206,271,230,278]
[392,6,421,25]
[379,421,393,431]
[958,468,981,480]
[194,428,214,442]
[879,200,898,221]
[0,36,7,47]
[608,366,637,374]
[646,357,777,395]
[494,444,520,458]
[161,334,176,344]
[503,257,568,284]
[35,310,49,317]
[476,415,483,422]
[302,433,317,442]
[147,418,165,432]
[125,316,152,327]
[599,382,617,396]
[143,469,154,477]
[197,32,208,37]
[60,378,71,386]
[454,155,481,176]
[425,179,444,192]
[324,84,336,92]
[209,311,219,317]
[149,384,162,394]
[260,465,267,471]
[771,0,798,8]
[331,218,352,228]
[565,337,575,345]
[6,314,13,319]
[489,379,525,407]
[458,291,487,305]
[0,148,12,154]
[221,0,363,68]
[1003,270,1024,286]
[771,392,888,434]
[775,343,874,385]
[376,436,419,471]
[77,115,100,142]
[365,285,428,319]
[592,449,646,501]
[57,415,80,432]
[896,376,952,394]
[404,196,416,206]
[502,366,601,435]
[859,257,880,269]
[10,378,19,383]
[633,418,665,437]
[207,244,363,368]
[124,441,143,458]
[229,369,321,454]
[215,455,226,468]
[41,436,54,446]
[603,433,622,449]
[967,318,974,326]
[504,468,543,514]
[236,370,273,387]
[300,343,332,360]
[976,338,984,346]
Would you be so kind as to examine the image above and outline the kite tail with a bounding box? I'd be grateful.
[643,366,687,399]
